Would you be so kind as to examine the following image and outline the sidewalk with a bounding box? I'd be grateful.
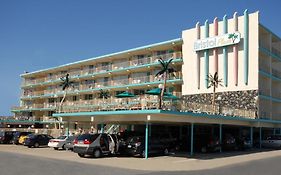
[1,145,281,171]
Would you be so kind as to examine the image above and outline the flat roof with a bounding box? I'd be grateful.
[21,38,183,78]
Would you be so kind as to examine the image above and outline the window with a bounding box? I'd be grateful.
[72,96,78,101]
[84,94,93,100]
[48,111,54,117]
[134,89,145,95]
[48,98,55,103]
[156,50,167,55]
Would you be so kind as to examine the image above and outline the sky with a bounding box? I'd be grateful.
[0,0,281,116]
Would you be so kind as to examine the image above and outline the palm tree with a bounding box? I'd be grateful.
[207,72,223,112]
[58,73,74,113]
[155,58,176,109]
[98,89,110,109]
[53,74,73,129]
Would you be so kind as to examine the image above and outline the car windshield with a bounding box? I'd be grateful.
[28,134,35,138]
[77,134,99,142]
[57,136,67,140]
[66,136,75,141]
[128,136,144,143]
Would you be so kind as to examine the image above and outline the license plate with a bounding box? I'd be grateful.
[127,145,132,148]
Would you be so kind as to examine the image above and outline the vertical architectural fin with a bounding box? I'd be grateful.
[213,17,218,74]
[204,20,209,88]
[196,22,201,89]
[233,12,238,86]
[244,9,249,85]
[223,14,228,87]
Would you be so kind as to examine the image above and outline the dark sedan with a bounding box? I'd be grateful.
[24,134,53,148]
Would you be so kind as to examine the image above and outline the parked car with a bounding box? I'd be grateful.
[124,133,176,157]
[198,135,221,153]
[24,134,53,148]
[117,131,143,154]
[222,134,248,151]
[261,135,281,149]
[19,134,32,145]
[73,133,117,158]
[48,135,76,150]
[12,132,33,145]
[0,131,16,144]
[64,135,79,151]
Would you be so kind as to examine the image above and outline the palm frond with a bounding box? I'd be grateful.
[155,70,165,77]
[158,58,165,68]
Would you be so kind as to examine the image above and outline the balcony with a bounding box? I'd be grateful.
[112,61,129,70]
[21,70,183,100]
[131,76,150,84]
[58,93,181,113]
[181,102,256,119]
[21,51,182,87]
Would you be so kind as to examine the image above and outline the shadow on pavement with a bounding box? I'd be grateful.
[168,148,278,160]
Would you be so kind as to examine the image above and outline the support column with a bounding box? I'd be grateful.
[250,127,253,148]
[273,128,276,135]
[190,123,194,156]
[100,124,104,134]
[219,124,222,152]
[259,127,262,149]
[145,122,149,159]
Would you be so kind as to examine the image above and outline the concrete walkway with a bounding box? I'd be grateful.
[1,145,281,171]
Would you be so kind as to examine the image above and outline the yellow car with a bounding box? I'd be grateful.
[18,135,31,145]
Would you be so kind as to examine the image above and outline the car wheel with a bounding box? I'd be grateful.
[34,142,39,148]
[28,146,31,148]
[163,148,169,155]
[141,150,146,158]
[93,149,102,158]
[62,144,65,150]
[78,153,85,158]
[54,147,59,150]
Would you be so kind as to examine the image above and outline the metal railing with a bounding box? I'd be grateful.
[21,51,183,87]
[181,102,256,119]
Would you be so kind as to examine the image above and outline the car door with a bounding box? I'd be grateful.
[100,134,109,153]
[36,135,43,145]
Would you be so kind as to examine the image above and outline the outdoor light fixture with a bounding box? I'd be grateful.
[158,84,163,89]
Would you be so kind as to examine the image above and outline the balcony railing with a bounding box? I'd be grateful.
[58,94,181,113]
[21,51,182,87]
[21,71,183,99]
[181,102,256,119]
[131,76,150,84]
[112,61,129,70]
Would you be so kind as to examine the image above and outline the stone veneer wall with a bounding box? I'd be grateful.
[182,90,258,110]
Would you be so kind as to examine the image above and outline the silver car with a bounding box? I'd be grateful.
[261,135,281,149]
[48,135,76,150]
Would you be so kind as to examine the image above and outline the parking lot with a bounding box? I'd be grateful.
[1,145,281,171]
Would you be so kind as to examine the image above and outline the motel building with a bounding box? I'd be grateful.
[9,10,281,157]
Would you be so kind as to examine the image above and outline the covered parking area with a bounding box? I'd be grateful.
[53,110,281,158]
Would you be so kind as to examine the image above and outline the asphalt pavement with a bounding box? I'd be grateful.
[0,151,281,175]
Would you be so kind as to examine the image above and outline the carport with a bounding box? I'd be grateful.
[53,110,281,158]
